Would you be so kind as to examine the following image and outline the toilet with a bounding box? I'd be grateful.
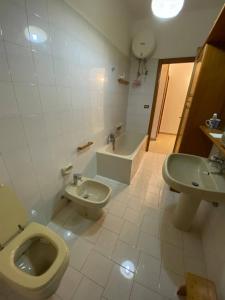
[0,185,69,299]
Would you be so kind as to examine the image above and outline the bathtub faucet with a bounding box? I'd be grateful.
[107,133,116,151]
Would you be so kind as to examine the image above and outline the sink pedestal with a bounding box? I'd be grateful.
[173,193,201,231]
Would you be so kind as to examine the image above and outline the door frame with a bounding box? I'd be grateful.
[146,56,195,151]
[155,66,170,138]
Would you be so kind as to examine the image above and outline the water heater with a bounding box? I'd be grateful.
[132,30,155,59]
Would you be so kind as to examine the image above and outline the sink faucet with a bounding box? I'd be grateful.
[107,133,116,151]
[208,155,225,174]
[73,173,82,185]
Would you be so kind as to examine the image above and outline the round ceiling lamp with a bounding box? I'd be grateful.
[151,0,185,19]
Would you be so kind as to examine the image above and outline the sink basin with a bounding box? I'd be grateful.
[163,153,225,203]
[162,154,225,231]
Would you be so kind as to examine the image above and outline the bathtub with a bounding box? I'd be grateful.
[97,132,147,184]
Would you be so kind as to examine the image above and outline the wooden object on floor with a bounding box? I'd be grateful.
[177,273,218,300]
[118,78,129,85]
[200,125,225,156]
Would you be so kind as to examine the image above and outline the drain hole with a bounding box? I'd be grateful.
[83,194,89,199]
[192,181,199,187]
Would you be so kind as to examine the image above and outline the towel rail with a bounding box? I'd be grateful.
[77,141,93,151]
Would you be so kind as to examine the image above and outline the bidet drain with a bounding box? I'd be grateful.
[192,181,199,187]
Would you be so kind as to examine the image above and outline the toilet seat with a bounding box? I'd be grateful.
[0,222,69,291]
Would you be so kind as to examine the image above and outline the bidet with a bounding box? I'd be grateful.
[64,177,111,220]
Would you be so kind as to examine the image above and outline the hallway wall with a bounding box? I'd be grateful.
[160,63,194,135]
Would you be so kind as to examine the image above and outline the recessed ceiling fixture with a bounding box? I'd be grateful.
[151,0,185,19]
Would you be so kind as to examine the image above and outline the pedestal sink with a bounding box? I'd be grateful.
[162,154,225,231]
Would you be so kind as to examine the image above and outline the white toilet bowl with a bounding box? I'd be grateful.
[0,185,69,299]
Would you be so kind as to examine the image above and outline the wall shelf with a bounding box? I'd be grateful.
[200,125,225,156]
[118,78,129,85]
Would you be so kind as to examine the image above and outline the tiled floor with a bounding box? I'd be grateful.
[149,134,176,154]
[0,152,207,300]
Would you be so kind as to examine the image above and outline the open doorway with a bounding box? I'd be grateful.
[147,58,195,154]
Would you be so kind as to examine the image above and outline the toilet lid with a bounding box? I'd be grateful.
[0,185,28,245]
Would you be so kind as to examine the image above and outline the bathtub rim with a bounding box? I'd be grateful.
[97,134,148,160]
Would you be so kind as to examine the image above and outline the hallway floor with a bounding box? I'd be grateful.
[0,153,206,300]
[149,134,176,154]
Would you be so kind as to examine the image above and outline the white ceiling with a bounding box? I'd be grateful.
[125,0,225,20]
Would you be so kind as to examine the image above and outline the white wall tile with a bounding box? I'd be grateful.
[26,0,49,21]
[39,85,58,112]
[5,42,36,83]
[53,57,71,86]
[126,58,158,134]
[0,156,11,185]
[33,51,55,85]
[3,146,40,208]
[22,113,47,146]
[0,0,28,46]
[0,82,18,116]
[0,115,27,154]
[14,83,42,114]
[10,0,26,8]
[51,27,72,60]
[0,0,129,223]
[0,40,11,81]
[44,112,62,138]
[47,0,68,30]
[29,140,56,187]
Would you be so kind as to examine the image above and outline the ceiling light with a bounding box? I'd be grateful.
[151,0,185,19]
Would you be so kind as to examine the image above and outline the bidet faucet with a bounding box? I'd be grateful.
[73,173,82,185]
[107,133,116,151]
[208,155,225,174]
